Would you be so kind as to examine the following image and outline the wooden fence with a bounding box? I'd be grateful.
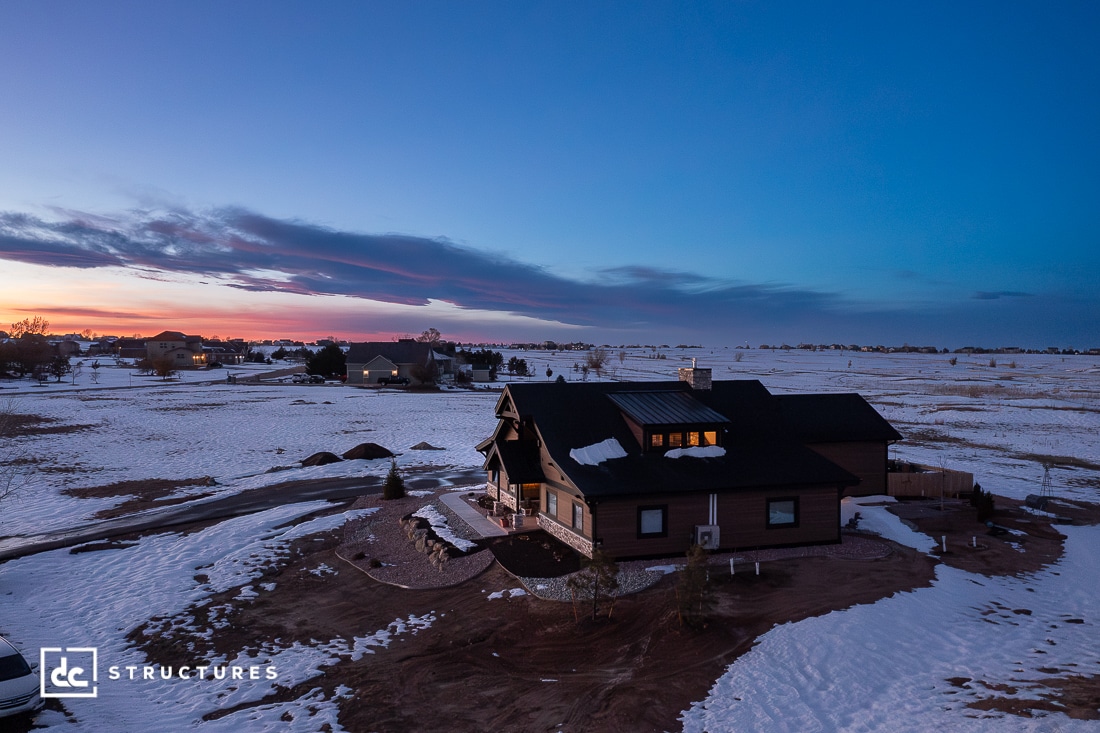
[887,462,974,498]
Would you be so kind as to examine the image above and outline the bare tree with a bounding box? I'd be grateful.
[0,399,31,511]
[585,347,610,379]
[416,328,442,345]
[152,356,179,380]
[9,316,49,338]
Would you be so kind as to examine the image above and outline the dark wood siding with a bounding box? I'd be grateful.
[806,442,888,496]
[595,493,708,559]
[714,485,839,548]
[594,485,840,559]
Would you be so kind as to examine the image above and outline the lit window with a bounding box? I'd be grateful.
[547,491,557,517]
[688,432,700,446]
[572,503,584,531]
[649,434,664,449]
[669,433,683,448]
[637,505,667,538]
[703,431,717,446]
[766,498,799,528]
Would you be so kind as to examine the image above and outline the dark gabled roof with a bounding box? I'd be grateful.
[482,440,545,484]
[346,341,433,365]
[775,394,903,443]
[149,330,189,341]
[497,380,861,499]
[608,391,729,427]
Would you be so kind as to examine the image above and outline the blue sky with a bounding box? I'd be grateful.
[1,1,1097,347]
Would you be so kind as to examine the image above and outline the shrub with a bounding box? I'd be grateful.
[382,459,405,500]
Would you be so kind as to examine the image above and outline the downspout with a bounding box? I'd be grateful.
[591,499,599,552]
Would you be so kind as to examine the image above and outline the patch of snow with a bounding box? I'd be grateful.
[487,588,527,600]
[413,504,477,551]
[569,437,627,466]
[645,564,680,574]
[840,496,936,552]
[664,446,726,459]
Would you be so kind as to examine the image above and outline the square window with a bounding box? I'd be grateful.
[649,433,664,448]
[572,503,584,531]
[703,431,717,446]
[766,498,799,528]
[669,433,683,448]
[547,490,557,517]
[637,505,668,538]
[688,432,700,446]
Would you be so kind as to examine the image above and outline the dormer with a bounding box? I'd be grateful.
[607,390,730,453]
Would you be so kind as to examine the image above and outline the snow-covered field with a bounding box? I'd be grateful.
[1,348,1098,730]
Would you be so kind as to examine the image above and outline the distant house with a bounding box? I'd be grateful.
[344,340,454,385]
[51,339,82,358]
[108,338,148,361]
[146,331,206,368]
[477,364,901,560]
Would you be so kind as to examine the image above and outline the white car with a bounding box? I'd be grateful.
[0,636,41,718]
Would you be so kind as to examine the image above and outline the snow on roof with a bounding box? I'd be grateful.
[664,446,726,459]
[569,437,627,466]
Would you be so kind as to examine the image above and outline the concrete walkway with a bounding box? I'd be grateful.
[439,491,509,538]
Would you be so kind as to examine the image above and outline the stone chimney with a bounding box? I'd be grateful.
[678,358,712,391]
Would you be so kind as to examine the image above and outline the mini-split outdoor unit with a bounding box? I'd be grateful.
[694,525,720,550]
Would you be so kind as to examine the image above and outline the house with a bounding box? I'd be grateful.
[477,364,901,560]
[344,340,453,385]
[108,338,147,361]
[146,331,206,368]
[775,394,902,496]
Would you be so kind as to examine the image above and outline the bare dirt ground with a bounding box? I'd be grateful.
[131,533,935,732]
[37,488,1100,731]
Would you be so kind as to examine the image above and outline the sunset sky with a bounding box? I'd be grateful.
[2,1,1098,348]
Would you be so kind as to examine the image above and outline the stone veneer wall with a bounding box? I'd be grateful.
[538,515,594,557]
[498,487,518,510]
[677,366,712,391]
[486,481,500,501]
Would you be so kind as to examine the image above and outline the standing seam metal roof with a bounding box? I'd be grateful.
[607,391,730,426]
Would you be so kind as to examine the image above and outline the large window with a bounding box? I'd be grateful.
[546,490,557,518]
[766,498,799,528]
[649,433,664,449]
[572,503,584,531]
[668,433,683,448]
[637,504,668,538]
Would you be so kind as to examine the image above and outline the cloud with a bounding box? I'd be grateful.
[0,206,854,335]
[5,206,1090,347]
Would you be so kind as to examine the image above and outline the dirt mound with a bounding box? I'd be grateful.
[409,441,445,451]
[342,443,394,460]
[301,451,343,467]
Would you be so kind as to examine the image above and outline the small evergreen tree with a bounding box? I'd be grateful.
[566,549,620,621]
[677,544,715,628]
[383,459,405,500]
